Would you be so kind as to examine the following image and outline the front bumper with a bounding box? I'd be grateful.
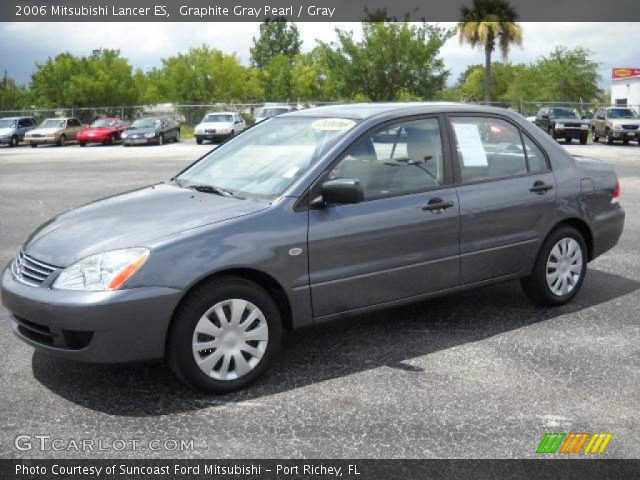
[610,129,639,140]
[196,132,232,142]
[553,127,589,139]
[591,206,625,259]
[1,266,183,363]
[122,136,158,145]
[0,136,14,144]
[77,134,110,143]
[27,136,57,145]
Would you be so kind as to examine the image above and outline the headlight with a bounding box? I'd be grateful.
[121,132,127,139]
[52,248,150,291]
[194,126,204,134]
[581,124,590,130]
[612,123,622,130]
[555,123,565,129]
[144,132,156,138]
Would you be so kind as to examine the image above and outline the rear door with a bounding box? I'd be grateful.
[447,114,557,285]
[307,115,460,319]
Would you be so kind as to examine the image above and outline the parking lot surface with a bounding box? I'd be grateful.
[0,141,639,459]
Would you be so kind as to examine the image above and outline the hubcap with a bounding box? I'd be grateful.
[546,238,583,296]
[192,299,268,381]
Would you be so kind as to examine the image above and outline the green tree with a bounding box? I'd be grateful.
[319,18,453,101]
[250,18,302,69]
[458,0,522,103]
[458,62,523,101]
[0,71,30,110]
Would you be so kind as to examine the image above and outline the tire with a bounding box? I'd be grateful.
[521,226,587,307]
[174,130,180,143]
[579,135,588,145]
[606,129,614,145]
[592,128,599,143]
[30,143,37,148]
[565,137,572,144]
[548,127,557,140]
[58,134,66,147]
[196,137,203,145]
[9,135,18,147]
[167,276,283,393]
[158,133,164,146]
[623,139,629,145]
[79,142,86,147]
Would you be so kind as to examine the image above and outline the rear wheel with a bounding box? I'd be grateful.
[58,134,66,147]
[174,130,180,143]
[565,137,572,144]
[623,139,629,145]
[30,143,37,148]
[9,135,19,147]
[79,142,86,147]
[167,276,282,393]
[592,128,599,143]
[521,226,587,306]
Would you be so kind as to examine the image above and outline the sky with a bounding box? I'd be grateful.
[1,22,639,89]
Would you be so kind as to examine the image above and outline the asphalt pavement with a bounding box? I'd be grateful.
[0,140,638,459]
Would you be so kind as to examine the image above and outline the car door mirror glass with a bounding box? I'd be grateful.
[319,179,364,206]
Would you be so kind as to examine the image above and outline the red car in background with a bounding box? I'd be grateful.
[77,118,130,146]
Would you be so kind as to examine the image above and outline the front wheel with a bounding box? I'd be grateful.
[9,135,19,147]
[174,130,180,143]
[58,134,66,146]
[30,143,37,148]
[592,128,599,143]
[167,276,282,393]
[196,137,203,145]
[579,134,588,145]
[521,226,587,306]
[606,130,614,145]
[623,139,629,145]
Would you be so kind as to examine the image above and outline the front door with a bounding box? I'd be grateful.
[307,116,460,319]
[447,115,557,285]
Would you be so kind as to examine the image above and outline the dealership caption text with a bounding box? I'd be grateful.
[15,4,336,19]
[15,463,357,477]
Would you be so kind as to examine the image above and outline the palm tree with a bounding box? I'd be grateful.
[458,0,522,103]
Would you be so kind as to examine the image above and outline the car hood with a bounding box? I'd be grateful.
[81,127,116,134]
[29,128,61,135]
[0,128,16,136]
[197,122,233,129]
[125,127,157,136]
[553,117,587,124]
[23,183,269,267]
[609,118,640,125]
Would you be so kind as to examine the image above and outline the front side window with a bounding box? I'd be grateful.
[177,116,358,199]
[450,117,531,183]
[328,118,444,201]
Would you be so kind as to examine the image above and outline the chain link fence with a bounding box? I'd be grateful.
[1,101,638,129]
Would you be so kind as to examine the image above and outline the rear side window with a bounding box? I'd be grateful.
[450,117,529,183]
[522,135,548,173]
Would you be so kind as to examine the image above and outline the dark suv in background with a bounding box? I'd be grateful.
[534,107,590,144]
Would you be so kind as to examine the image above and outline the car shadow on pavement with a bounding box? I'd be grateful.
[31,268,640,417]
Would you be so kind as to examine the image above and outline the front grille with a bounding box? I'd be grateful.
[30,133,44,137]
[13,315,93,349]
[564,123,582,128]
[11,250,56,286]
[205,129,217,133]
[622,125,639,130]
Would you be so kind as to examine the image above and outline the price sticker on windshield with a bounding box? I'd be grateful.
[311,118,356,131]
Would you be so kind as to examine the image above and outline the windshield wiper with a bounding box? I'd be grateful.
[189,184,234,197]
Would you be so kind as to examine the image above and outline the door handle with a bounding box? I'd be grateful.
[422,197,455,212]
[529,181,554,194]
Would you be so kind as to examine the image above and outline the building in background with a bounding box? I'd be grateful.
[611,68,640,111]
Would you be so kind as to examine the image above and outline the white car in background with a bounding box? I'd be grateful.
[255,105,295,123]
[194,112,245,144]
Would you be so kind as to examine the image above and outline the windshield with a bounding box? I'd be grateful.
[177,116,358,199]
[91,118,118,128]
[550,108,580,119]
[202,114,233,123]
[0,119,17,128]
[40,119,65,128]
[130,118,160,129]
[608,108,638,119]
[257,108,290,118]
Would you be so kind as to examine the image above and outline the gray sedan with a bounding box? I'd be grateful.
[1,103,624,393]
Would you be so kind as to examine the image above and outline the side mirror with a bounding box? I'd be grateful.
[542,114,549,120]
[316,179,364,206]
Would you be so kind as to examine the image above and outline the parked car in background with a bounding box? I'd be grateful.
[121,117,180,146]
[1,103,624,393]
[25,118,84,147]
[194,112,245,144]
[77,117,130,146]
[255,105,295,123]
[0,116,37,147]
[592,107,640,145]
[534,107,590,144]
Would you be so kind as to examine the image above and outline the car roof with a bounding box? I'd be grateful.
[0,116,34,120]
[282,102,480,120]
[203,112,236,116]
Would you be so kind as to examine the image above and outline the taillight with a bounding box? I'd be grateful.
[612,181,621,203]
